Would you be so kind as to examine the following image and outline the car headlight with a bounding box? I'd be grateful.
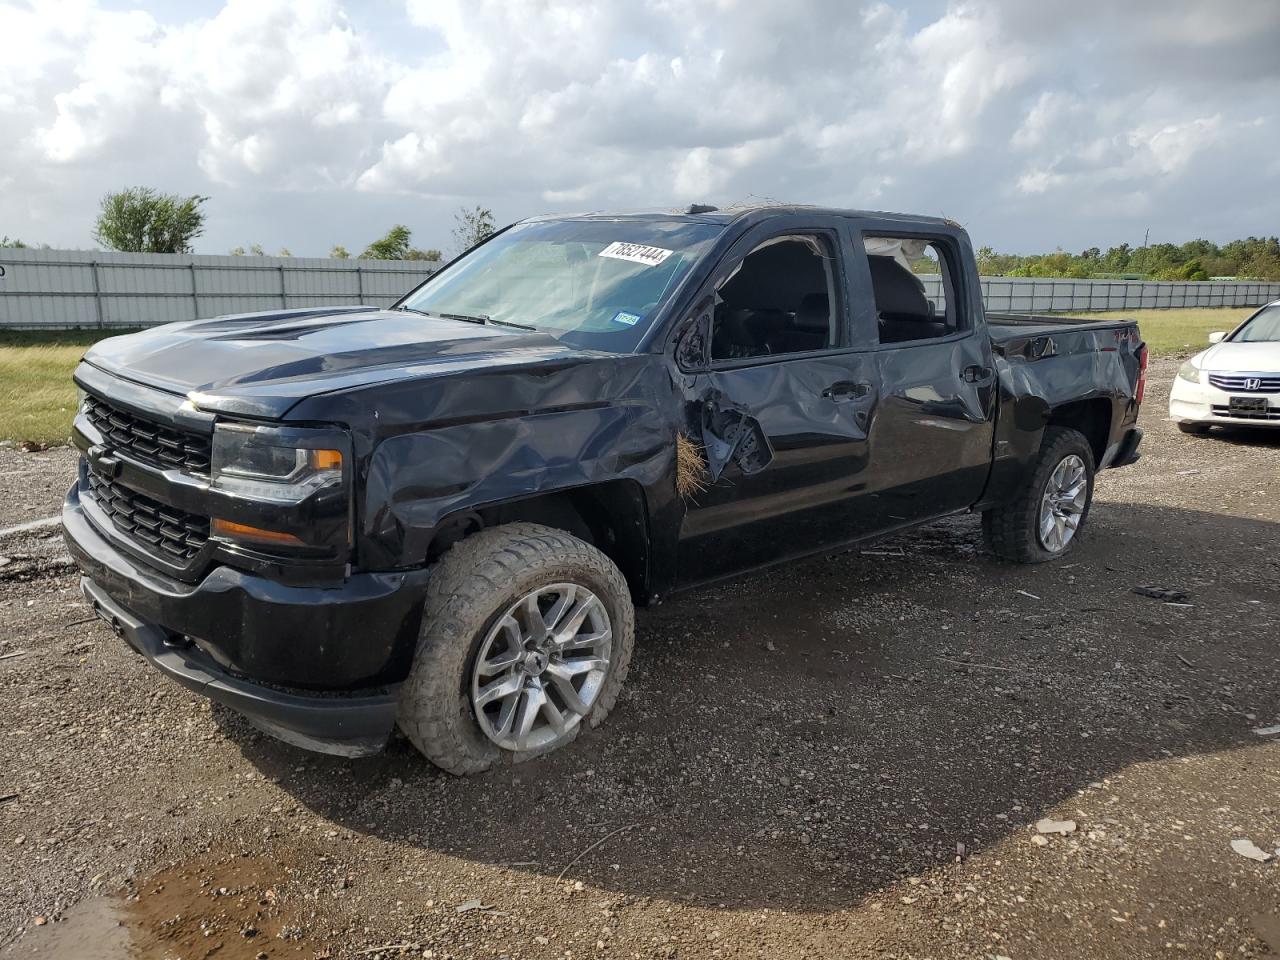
[1176,359,1201,384]
[211,423,345,503]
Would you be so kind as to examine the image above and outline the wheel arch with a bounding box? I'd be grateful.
[1044,396,1112,466]
[426,480,653,604]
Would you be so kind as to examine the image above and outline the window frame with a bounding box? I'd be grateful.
[849,226,975,351]
[678,224,854,373]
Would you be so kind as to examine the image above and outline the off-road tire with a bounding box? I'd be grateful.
[1177,422,1210,435]
[982,426,1096,564]
[398,522,635,775]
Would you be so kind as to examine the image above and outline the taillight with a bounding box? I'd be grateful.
[1136,345,1148,405]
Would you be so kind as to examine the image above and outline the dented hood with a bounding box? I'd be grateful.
[81,306,600,419]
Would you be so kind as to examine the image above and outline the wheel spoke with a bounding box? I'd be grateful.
[514,685,545,749]
[539,693,569,734]
[552,595,598,645]
[545,664,591,715]
[1039,506,1056,542]
[550,656,607,677]
[475,674,522,708]
[559,627,611,652]
[493,690,521,736]
[523,593,548,641]
[541,585,577,634]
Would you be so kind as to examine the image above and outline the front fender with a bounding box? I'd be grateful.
[358,403,674,568]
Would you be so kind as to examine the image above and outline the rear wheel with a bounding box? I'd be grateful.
[1177,422,1211,435]
[398,522,634,775]
[982,426,1096,563]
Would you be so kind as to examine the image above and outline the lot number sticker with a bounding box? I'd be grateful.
[598,241,674,267]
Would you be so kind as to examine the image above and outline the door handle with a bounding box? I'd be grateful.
[962,365,993,383]
[822,380,872,401]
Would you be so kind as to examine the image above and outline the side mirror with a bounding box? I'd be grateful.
[1208,331,1227,344]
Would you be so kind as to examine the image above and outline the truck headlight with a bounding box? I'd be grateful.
[1176,359,1201,384]
[211,423,345,503]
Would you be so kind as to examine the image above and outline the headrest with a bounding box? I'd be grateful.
[868,255,931,320]
[721,241,826,311]
[795,292,830,330]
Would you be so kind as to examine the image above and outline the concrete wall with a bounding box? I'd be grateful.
[0,248,438,329]
[2,248,1278,330]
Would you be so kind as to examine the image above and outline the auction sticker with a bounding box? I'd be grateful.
[598,241,674,267]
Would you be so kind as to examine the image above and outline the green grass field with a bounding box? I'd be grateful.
[0,330,138,447]
[0,308,1259,445]
[1077,307,1253,358]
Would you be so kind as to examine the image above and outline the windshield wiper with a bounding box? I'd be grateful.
[439,311,537,332]
[395,306,537,332]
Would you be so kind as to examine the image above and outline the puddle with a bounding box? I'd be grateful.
[3,853,333,959]
[0,898,129,959]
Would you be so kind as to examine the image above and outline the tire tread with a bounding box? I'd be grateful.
[398,522,634,775]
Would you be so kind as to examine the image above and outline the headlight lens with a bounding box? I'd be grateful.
[1176,359,1201,384]
[211,423,345,503]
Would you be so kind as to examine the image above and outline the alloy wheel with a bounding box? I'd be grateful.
[470,582,612,752]
[1038,454,1087,553]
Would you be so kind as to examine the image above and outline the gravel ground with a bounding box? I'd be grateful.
[1,356,1278,960]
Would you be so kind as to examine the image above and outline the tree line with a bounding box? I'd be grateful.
[3,187,495,261]
[972,238,1280,281]
[8,186,1279,280]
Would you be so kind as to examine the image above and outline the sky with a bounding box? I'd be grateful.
[1,0,1278,257]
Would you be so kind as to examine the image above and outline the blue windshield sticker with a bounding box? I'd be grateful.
[612,311,642,327]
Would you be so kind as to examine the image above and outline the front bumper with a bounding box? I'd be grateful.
[1169,376,1280,427]
[65,485,430,757]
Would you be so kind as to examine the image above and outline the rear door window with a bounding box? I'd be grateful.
[861,235,964,345]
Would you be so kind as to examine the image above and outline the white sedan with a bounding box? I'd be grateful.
[1169,299,1280,433]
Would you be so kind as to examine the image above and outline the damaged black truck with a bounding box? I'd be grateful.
[64,206,1146,773]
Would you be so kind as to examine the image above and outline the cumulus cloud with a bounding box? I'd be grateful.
[0,0,1278,253]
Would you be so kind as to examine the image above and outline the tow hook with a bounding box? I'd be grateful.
[89,598,124,638]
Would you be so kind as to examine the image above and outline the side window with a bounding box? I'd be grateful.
[710,234,837,362]
[863,235,962,345]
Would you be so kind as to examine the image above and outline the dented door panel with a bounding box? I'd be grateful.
[864,335,998,522]
[676,352,878,585]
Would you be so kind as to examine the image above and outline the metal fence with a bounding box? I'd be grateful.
[0,248,439,329]
[2,248,1278,330]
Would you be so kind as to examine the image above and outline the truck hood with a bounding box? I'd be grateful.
[1199,339,1280,373]
[82,306,602,419]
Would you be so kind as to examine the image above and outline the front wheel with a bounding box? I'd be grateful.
[982,426,1096,563]
[398,522,634,775]
[1177,422,1211,435]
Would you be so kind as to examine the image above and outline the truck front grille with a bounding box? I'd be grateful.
[1207,373,1280,393]
[85,470,210,562]
[83,394,212,474]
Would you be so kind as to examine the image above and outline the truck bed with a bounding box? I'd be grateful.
[986,312,1137,341]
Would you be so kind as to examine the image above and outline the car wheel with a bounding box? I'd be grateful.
[982,426,1096,564]
[1177,422,1210,435]
[398,522,634,775]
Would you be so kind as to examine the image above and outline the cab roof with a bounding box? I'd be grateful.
[523,204,959,231]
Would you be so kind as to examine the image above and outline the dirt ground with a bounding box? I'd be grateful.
[1,356,1278,960]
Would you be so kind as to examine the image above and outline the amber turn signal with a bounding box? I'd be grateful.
[211,518,305,545]
[310,449,343,470]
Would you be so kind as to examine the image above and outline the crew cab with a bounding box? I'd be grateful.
[63,206,1145,773]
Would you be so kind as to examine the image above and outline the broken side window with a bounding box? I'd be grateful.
[862,235,962,345]
[710,234,838,362]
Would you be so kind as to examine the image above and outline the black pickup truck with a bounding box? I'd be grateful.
[64,206,1145,773]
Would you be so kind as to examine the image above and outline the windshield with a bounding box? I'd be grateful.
[1232,304,1280,343]
[398,218,723,351]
